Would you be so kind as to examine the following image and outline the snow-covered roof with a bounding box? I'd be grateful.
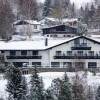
[0,36,79,50]
[13,20,41,25]
[0,36,100,50]
[62,18,78,23]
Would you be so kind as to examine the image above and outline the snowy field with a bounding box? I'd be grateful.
[1,71,100,99]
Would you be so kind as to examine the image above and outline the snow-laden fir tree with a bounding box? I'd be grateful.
[72,74,87,100]
[30,67,44,100]
[96,86,100,100]
[6,64,27,100]
[45,89,54,100]
[50,78,61,97]
[42,0,51,17]
[58,72,72,100]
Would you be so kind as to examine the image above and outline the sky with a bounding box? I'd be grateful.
[38,0,94,8]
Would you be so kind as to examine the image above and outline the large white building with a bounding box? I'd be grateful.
[0,36,100,71]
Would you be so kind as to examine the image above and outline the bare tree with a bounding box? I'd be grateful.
[0,0,15,39]
[16,0,38,20]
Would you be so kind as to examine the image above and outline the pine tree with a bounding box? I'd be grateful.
[51,78,61,97]
[20,76,28,100]
[45,89,54,100]
[6,64,27,100]
[96,86,100,100]
[89,3,96,19]
[58,73,72,100]
[42,0,51,17]
[72,74,86,100]
[70,3,76,18]
[30,67,44,100]
[84,3,90,24]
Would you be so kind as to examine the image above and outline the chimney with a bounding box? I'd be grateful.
[45,38,48,46]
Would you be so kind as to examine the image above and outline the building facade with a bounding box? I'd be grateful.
[42,25,77,38]
[0,36,100,70]
[13,20,41,36]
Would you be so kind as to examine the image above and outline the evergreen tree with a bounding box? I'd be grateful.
[42,0,51,17]
[58,73,72,100]
[70,3,76,18]
[89,3,96,19]
[21,76,28,100]
[30,67,44,100]
[96,86,100,100]
[6,64,27,100]
[45,89,54,100]
[51,78,61,97]
[84,3,90,24]
[72,74,86,100]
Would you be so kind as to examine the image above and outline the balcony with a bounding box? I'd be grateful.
[71,47,91,50]
[7,55,42,59]
[54,54,100,59]
[71,44,91,50]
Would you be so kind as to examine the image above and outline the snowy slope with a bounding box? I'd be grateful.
[0,72,100,100]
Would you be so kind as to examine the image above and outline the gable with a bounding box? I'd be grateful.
[46,36,100,50]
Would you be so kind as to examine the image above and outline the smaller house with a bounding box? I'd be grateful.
[42,25,77,38]
[13,20,41,36]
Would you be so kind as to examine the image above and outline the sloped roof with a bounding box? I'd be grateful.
[0,36,100,50]
[13,20,40,25]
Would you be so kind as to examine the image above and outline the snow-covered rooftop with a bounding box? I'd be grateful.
[0,36,78,50]
[13,20,41,25]
[0,35,100,50]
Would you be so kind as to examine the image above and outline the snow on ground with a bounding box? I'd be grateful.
[1,72,100,100]
[0,74,8,100]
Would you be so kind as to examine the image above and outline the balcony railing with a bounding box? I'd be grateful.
[7,55,42,59]
[71,46,91,50]
[54,54,100,59]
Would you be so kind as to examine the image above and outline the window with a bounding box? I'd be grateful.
[88,62,97,68]
[34,25,37,29]
[56,51,61,56]
[21,50,27,55]
[88,51,94,56]
[1,50,4,53]
[74,39,80,46]
[67,51,72,56]
[51,62,60,67]
[32,62,41,67]
[10,51,16,56]
[63,62,72,68]
[32,51,38,55]
[54,34,57,37]
[13,62,28,67]
[77,51,83,56]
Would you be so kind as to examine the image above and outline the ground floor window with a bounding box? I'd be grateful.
[63,62,72,68]
[51,62,60,67]
[32,62,41,67]
[74,62,85,70]
[13,62,29,67]
[88,62,97,68]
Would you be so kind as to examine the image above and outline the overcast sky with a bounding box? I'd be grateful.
[38,0,94,8]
